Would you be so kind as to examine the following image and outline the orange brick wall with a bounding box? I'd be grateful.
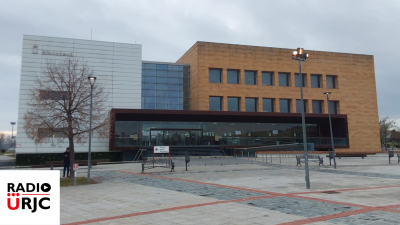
[177,42,380,153]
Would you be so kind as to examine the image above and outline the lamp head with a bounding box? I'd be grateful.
[10,122,16,125]
[292,48,309,60]
[88,76,97,86]
[323,92,331,99]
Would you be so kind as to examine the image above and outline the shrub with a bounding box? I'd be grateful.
[0,149,6,153]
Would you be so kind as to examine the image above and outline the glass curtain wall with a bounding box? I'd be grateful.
[142,63,190,110]
[114,121,347,147]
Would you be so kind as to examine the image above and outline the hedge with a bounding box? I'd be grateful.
[16,151,122,166]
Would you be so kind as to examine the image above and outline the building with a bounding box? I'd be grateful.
[17,35,380,159]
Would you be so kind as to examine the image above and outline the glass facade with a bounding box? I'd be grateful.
[113,121,344,147]
[296,99,307,113]
[142,63,190,110]
[311,74,321,88]
[228,97,240,111]
[245,98,257,112]
[279,73,290,86]
[209,96,222,111]
[245,71,257,85]
[209,69,222,83]
[262,72,273,86]
[262,98,274,112]
[227,70,240,84]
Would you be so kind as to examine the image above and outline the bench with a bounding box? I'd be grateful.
[296,155,323,166]
[31,159,110,168]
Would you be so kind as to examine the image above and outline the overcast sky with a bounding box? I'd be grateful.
[1,0,400,135]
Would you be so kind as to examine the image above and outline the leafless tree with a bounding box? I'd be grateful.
[0,133,5,145]
[24,57,109,177]
[379,116,397,150]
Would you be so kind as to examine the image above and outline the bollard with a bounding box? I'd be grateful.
[251,155,253,164]
[73,171,77,186]
[51,163,53,170]
[205,158,207,166]
[235,155,238,165]
[279,153,281,164]
[242,151,244,158]
[220,157,222,166]
[271,154,272,163]
[266,154,267,164]
[248,152,249,160]
[141,163,144,173]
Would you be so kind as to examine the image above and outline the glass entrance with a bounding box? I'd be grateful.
[150,129,202,146]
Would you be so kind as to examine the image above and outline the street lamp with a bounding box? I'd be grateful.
[292,48,310,189]
[323,92,337,169]
[10,122,16,150]
[87,76,96,184]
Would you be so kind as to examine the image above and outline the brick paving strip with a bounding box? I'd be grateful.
[62,170,400,225]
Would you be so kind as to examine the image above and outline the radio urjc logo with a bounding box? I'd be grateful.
[7,183,51,213]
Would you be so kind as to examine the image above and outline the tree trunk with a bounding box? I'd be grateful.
[69,137,75,179]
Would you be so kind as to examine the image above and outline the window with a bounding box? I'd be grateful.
[245,98,257,112]
[295,73,306,87]
[245,71,257,85]
[227,70,240,84]
[311,75,321,88]
[262,72,273,86]
[209,96,222,111]
[38,128,67,138]
[279,99,291,113]
[39,90,69,101]
[279,73,290,86]
[209,69,222,83]
[296,99,308,113]
[328,101,339,114]
[326,75,337,89]
[228,97,240,111]
[262,98,274,112]
[312,100,323,114]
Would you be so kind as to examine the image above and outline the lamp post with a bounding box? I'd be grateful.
[87,76,96,184]
[292,48,310,189]
[323,92,337,169]
[10,122,16,150]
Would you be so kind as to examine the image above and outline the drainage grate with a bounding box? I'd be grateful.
[322,191,340,194]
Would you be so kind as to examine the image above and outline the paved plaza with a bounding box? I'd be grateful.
[54,153,400,224]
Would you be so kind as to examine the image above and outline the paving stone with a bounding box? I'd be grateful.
[328,211,400,224]
[240,196,359,218]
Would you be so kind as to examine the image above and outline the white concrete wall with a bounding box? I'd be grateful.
[16,35,142,153]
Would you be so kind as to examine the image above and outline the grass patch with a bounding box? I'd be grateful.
[60,177,98,187]
[5,154,16,158]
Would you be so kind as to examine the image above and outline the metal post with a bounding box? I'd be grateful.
[74,171,77,186]
[11,124,14,150]
[299,59,310,189]
[242,151,243,158]
[220,157,222,166]
[235,155,237,165]
[326,94,337,169]
[270,154,272,163]
[248,152,249,160]
[279,153,281,164]
[87,84,93,184]
[205,158,206,166]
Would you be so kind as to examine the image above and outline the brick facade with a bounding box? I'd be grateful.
[177,42,380,153]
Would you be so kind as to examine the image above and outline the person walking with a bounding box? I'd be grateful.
[63,147,70,177]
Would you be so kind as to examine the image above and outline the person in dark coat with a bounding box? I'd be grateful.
[63,147,70,177]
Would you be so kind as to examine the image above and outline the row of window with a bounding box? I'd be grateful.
[209,69,338,89]
[209,96,339,114]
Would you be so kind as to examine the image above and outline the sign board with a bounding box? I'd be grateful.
[73,163,79,171]
[154,146,170,153]
[273,130,278,135]
[16,144,21,148]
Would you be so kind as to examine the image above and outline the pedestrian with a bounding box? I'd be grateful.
[63,147,70,177]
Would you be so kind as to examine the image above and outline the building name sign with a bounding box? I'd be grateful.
[32,44,73,57]
[42,50,73,57]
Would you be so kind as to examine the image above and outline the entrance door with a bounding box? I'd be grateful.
[150,129,203,146]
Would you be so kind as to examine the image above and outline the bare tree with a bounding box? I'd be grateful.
[379,116,397,150]
[24,57,109,177]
